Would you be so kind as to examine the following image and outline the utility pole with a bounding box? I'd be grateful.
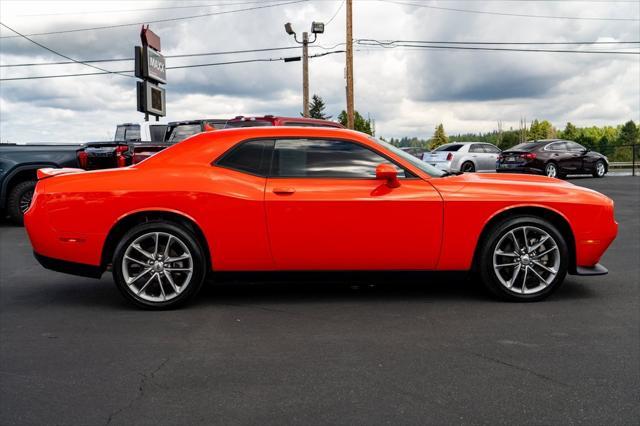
[284,21,325,118]
[345,0,355,129]
[302,32,310,117]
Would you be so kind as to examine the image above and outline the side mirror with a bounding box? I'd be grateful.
[376,163,400,188]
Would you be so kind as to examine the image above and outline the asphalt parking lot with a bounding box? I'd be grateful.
[1,176,638,425]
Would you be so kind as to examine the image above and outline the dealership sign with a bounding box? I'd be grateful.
[136,46,166,84]
[135,26,166,119]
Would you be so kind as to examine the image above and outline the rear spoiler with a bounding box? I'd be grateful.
[37,168,85,180]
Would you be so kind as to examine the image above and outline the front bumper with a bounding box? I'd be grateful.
[573,263,608,276]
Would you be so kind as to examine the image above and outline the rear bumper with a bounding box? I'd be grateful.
[572,263,608,276]
[34,252,103,279]
[496,165,543,174]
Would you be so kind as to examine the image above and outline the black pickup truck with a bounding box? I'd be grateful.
[83,119,227,169]
[0,143,85,224]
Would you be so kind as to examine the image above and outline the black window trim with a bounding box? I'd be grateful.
[213,136,418,180]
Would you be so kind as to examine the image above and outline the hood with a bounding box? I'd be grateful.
[431,172,611,204]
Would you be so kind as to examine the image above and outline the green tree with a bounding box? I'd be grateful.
[306,94,331,119]
[528,119,556,140]
[430,123,449,149]
[562,122,578,141]
[618,120,639,145]
[338,110,374,135]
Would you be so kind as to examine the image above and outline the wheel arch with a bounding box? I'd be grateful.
[472,205,577,274]
[1,163,56,209]
[101,209,211,271]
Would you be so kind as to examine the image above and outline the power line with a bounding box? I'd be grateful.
[0,22,134,79]
[378,0,640,21]
[0,0,308,39]
[356,39,640,54]
[326,0,346,26]
[357,39,640,46]
[18,1,282,17]
[0,50,345,81]
[0,43,348,68]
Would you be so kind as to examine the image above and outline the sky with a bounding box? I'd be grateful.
[0,0,639,143]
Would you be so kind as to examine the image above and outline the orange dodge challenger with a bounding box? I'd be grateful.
[24,127,617,309]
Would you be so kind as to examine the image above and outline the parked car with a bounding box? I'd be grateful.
[225,115,344,128]
[84,119,228,170]
[0,143,85,224]
[497,139,608,178]
[25,127,617,309]
[422,142,501,173]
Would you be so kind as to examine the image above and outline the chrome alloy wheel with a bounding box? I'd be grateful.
[545,163,557,178]
[492,226,560,295]
[122,232,193,303]
[596,161,606,177]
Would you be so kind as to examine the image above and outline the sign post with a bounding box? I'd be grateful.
[135,26,166,121]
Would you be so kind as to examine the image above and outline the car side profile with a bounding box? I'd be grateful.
[422,142,501,173]
[497,139,608,178]
[25,128,617,309]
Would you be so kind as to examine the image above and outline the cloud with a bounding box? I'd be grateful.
[0,0,638,142]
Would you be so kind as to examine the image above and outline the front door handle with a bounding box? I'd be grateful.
[273,187,296,195]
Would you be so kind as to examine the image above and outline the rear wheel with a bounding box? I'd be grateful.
[461,161,475,173]
[112,222,206,309]
[592,160,606,178]
[7,180,36,225]
[544,162,564,179]
[478,216,568,302]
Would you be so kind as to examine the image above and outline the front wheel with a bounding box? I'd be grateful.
[592,160,606,178]
[478,216,569,302]
[112,222,207,309]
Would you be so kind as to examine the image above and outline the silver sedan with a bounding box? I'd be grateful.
[422,142,502,173]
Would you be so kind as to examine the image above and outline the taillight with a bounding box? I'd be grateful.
[77,150,88,169]
[116,144,129,168]
[521,153,537,160]
[446,152,453,161]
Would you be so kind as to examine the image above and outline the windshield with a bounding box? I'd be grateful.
[508,142,540,151]
[434,143,463,152]
[370,137,445,177]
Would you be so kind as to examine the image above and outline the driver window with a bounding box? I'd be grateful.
[271,139,405,178]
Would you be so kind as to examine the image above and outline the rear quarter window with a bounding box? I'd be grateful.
[215,140,273,176]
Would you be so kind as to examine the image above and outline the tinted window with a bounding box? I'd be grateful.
[434,144,463,152]
[205,121,227,130]
[217,140,273,176]
[484,144,501,153]
[510,142,541,151]
[566,141,585,152]
[547,142,568,151]
[271,139,404,178]
[469,144,484,153]
[224,120,272,128]
[167,124,202,143]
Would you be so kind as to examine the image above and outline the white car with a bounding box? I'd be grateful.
[422,142,502,173]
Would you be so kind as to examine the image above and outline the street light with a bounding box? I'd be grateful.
[284,21,324,117]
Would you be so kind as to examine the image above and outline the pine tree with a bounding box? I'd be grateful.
[430,124,449,149]
[618,120,639,145]
[306,94,331,119]
[338,110,374,135]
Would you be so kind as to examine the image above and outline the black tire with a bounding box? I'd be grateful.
[112,221,207,309]
[461,161,476,173]
[592,160,606,178]
[478,216,569,302]
[7,180,36,225]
